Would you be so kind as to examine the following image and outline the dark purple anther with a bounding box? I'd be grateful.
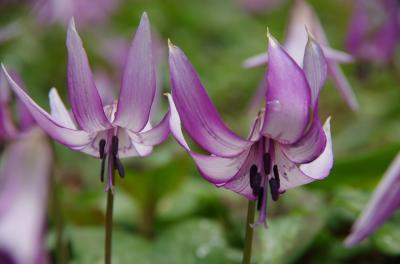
[273,165,280,189]
[100,154,107,182]
[269,178,279,201]
[99,139,106,159]
[112,136,119,157]
[263,153,271,175]
[249,164,258,188]
[114,157,125,178]
[257,187,264,211]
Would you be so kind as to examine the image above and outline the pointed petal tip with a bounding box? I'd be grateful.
[68,17,76,31]
[139,11,150,27]
[168,39,177,53]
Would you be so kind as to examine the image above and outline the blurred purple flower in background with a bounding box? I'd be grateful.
[0,69,51,264]
[244,0,359,111]
[346,0,399,64]
[0,128,52,264]
[167,33,333,225]
[0,69,35,140]
[345,152,400,246]
[2,13,170,192]
[35,0,119,27]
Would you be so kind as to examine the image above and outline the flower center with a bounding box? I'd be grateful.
[98,131,125,192]
[249,152,281,212]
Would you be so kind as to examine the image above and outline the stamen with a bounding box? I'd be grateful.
[263,153,271,175]
[112,136,119,156]
[114,157,125,178]
[249,164,258,188]
[100,154,107,182]
[269,178,279,201]
[257,187,264,211]
[273,165,280,189]
[99,139,106,159]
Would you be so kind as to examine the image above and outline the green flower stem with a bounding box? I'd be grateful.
[242,200,256,264]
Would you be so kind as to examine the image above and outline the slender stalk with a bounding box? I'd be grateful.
[242,200,256,264]
[105,189,114,264]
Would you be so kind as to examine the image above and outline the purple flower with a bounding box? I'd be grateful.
[167,33,333,225]
[0,128,52,264]
[2,13,170,192]
[345,152,400,246]
[34,0,119,27]
[243,0,359,111]
[346,0,399,64]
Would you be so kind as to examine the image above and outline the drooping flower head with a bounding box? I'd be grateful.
[2,12,170,192]
[346,0,399,64]
[244,0,359,111]
[167,33,333,225]
[345,152,400,246]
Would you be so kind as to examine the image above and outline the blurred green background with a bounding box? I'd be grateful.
[1,0,400,263]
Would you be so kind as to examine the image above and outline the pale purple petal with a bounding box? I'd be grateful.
[284,0,315,65]
[48,88,77,129]
[299,117,333,179]
[127,112,170,146]
[168,42,251,157]
[114,12,156,132]
[280,114,326,164]
[242,52,268,68]
[261,34,311,144]
[167,93,252,187]
[0,128,51,264]
[2,65,92,148]
[303,35,327,108]
[67,19,111,132]
[328,62,359,111]
[322,46,354,64]
[222,142,263,199]
[278,117,333,190]
[345,152,400,247]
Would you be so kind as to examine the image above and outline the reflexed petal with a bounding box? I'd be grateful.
[0,128,51,264]
[127,111,170,146]
[242,52,268,68]
[2,65,92,148]
[167,93,251,186]
[277,118,333,190]
[166,93,190,150]
[67,19,111,132]
[275,145,315,191]
[322,46,353,64]
[303,35,327,108]
[280,114,326,164]
[300,117,333,179]
[262,34,311,144]
[169,43,251,157]
[328,62,359,111]
[345,152,400,247]
[114,12,156,132]
[49,88,76,129]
